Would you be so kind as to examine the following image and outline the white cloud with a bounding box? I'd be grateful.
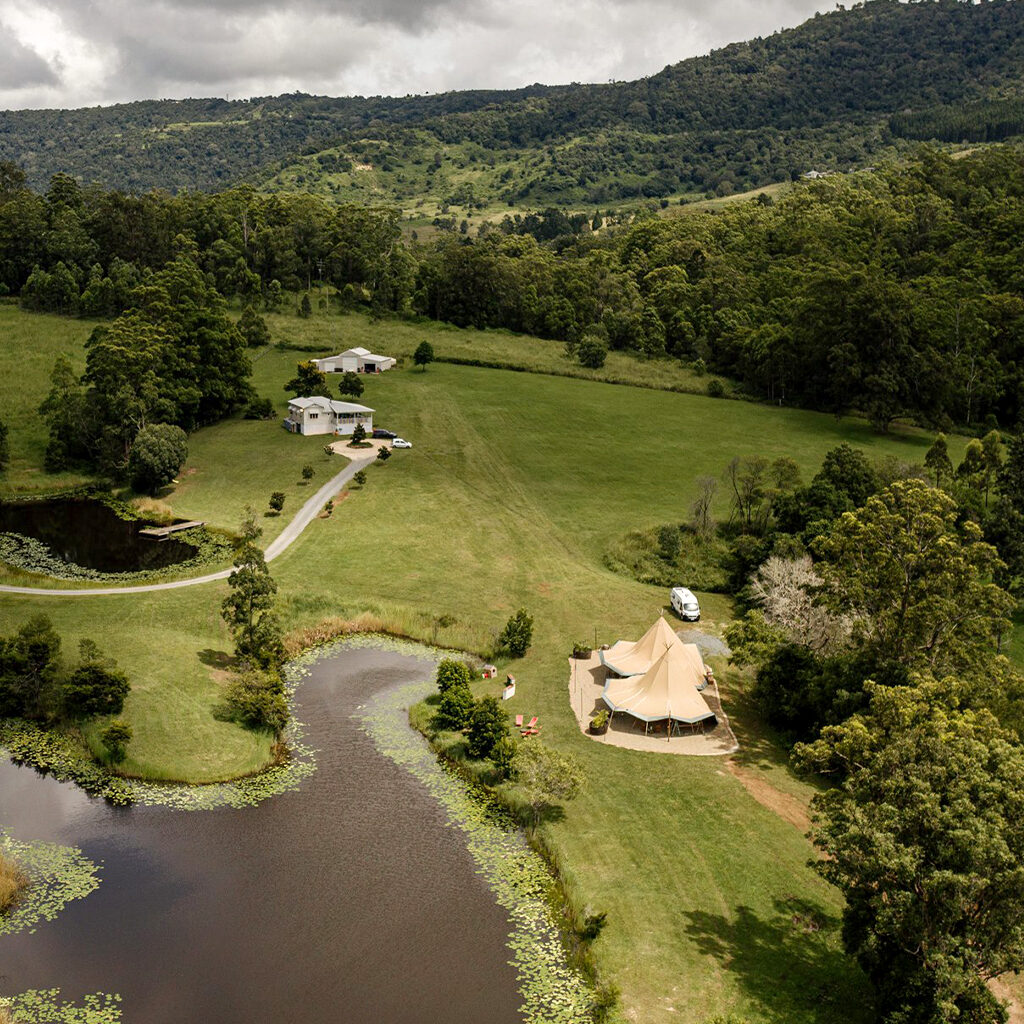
[0,0,832,110]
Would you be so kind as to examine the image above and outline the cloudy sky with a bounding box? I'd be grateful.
[0,0,832,111]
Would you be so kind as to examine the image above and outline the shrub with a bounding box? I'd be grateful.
[223,670,289,735]
[657,524,681,562]
[434,683,474,731]
[244,397,275,420]
[100,720,133,764]
[301,464,314,482]
[436,658,472,694]
[414,340,435,369]
[353,470,367,486]
[497,608,534,658]
[577,334,608,369]
[467,696,509,758]
[62,664,130,719]
[238,306,271,348]
[269,491,285,514]
[571,640,591,659]
[376,446,391,462]
[707,378,725,398]
[692,358,707,377]
[591,708,610,731]
[491,735,517,779]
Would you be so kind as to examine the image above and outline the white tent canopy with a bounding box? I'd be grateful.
[600,617,716,729]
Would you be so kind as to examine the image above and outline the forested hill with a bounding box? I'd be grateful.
[0,0,1022,200]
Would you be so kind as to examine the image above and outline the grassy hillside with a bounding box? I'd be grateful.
[1,1,1022,204]
[0,307,995,1021]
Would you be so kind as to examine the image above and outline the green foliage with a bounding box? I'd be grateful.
[238,306,271,348]
[413,340,435,368]
[376,445,391,462]
[243,396,275,420]
[511,740,586,824]
[268,491,285,513]
[0,615,62,720]
[299,293,312,318]
[433,682,474,731]
[590,708,609,731]
[62,664,130,720]
[435,657,472,694]
[497,608,534,658]
[301,463,314,482]
[338,371,364,398]
[814,479,1014,678]
[798,682,1024,1024]
[351,423,366,444]
[222,669,289,735]
[924,433,953,488]
[576,335,607,370]
[128,423,188,495]
[706,379,725,399]
[221,511,283,668]
[657,524,681,562]
[467,696,509,759]
[353,470,367,486]
[0,417,8,473]
[283,360,327,397]
[100,720,132,763]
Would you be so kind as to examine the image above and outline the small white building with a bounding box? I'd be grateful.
[312,347,395,374]
[283,396,374,436]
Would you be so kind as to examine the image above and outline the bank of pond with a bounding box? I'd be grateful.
[0,640,595,1024]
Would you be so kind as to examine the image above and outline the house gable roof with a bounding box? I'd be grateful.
[287,396,374,414]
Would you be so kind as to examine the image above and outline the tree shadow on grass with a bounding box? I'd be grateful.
[197,649,237,671]
[683,898,873,1024]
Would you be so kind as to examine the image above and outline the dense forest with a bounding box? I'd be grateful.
[3,144,1022,433]
[1,0,1022,205]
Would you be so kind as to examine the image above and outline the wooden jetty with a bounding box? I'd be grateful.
[138,520,205,541]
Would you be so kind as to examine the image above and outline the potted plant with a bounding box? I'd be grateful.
[590,708,610,735]
[571,640,591,659]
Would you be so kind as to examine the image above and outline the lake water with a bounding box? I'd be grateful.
[0,499,197,573]
[0,647,525,1023]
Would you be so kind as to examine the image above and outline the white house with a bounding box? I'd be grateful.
[283,396,374,436]
[312,347,396,374]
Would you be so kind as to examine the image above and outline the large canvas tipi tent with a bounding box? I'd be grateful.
[600,617,716,733]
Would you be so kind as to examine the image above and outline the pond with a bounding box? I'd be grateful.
[0,499,196,574]
[0,646,536,1023]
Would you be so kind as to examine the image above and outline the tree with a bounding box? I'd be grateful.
[497,608,534,658]
[797,682,1024,1024]
[981,430,1003,507]
[353,470,367,486]
[467,696,509,758]
[221,511,283,668]
[923,433,953,488]
[657,524,681,562]
[376,446,391,462]
[511,740,586,825]
[268,491,285,514]
[238,306,271,348]
[814,479,1014,678]
[0,615,62,720]
[691,476,717,537]
[725,456,770,532]
[63,663,130,719]
[413,341,435,370]
[299,293,312,318]
[577,334,608,369]
[770,456,802,493]
[284,361,327,397]
[301,464,314,483]
[338,372,364,399]
[436,658,472,694]
[128,423,188,494]
[998,435,1024,515]
[351,423,366,444]
[101,720,132,764]
[434,683,474,731]
[815,443,879,509]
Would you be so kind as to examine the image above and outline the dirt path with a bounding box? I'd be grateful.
[0,455,375,598]
[725,759,812,834]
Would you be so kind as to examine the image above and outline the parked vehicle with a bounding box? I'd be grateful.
[372,428,397,439]
[670,587,700,621]
[392,438,413,449]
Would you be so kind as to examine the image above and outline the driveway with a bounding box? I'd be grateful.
[0,455,376,598]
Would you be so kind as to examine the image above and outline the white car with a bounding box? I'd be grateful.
[392,438,412,449]
[670,586,701,621]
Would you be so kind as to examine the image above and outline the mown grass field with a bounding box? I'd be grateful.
[0,307,984,1023]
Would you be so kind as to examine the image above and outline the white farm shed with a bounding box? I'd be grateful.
[284,396,374,436]
[312,347,395,374]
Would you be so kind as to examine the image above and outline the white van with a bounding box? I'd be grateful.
[670,587,701,621]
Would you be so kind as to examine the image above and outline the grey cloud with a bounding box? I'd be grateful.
[0,25,59,88]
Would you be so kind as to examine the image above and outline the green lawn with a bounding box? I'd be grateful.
[0,308,982,1023]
